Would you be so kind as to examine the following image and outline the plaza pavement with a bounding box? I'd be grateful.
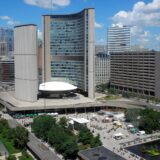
[62,112,160,160]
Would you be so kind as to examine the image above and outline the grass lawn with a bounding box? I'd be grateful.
[0,134,20,154]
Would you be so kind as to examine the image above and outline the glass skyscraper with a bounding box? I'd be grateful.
[0,28,14,56]
[43,8,95,98]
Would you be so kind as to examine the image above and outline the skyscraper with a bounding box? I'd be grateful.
[107,24,130,53]
[14,24,38,102]
[0,28,14,56]
[43,8,95,98]
[0,57,14,85]
[0,42,7,57]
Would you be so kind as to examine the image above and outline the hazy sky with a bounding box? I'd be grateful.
[0,0,160,50]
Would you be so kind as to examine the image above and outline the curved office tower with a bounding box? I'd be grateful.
[14,24,38,102]
[43,8,95,98]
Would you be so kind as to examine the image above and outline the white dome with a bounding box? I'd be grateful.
[39,81,77,92]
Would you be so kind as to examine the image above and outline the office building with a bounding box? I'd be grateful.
[110,51,160,98]
[43,8,95,98]
[0,28,14,56]
[107,24,130,53]
[0,57,14,85]
[95,45,110,85]
[0,42,7,57]
[14,24,38,102]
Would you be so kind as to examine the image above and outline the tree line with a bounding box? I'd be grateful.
[31,116,102,160]
[0,118,32,160]
[126,108,160,134]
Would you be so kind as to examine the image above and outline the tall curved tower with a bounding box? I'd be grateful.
[14,24,38,102]
[43,8,95,98]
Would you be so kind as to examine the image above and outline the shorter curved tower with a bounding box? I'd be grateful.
[14,24,38,102]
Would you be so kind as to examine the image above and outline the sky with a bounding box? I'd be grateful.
[0,0,160,50]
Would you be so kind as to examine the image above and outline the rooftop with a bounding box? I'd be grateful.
[78,146,125,160]
[39,81,77,92]
[70,117,89,124]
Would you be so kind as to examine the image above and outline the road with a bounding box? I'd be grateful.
[0,111,61,160]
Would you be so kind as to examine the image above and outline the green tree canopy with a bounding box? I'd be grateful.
[78,127,93,145]
[90,134,102,148]
[31,115,56,140]
[58,117,68,128]
[13,126,29,149]
[7,155,16,160]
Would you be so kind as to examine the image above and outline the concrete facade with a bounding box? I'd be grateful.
[95,45,110,85]
[14,25,38,102]
[110,51,160,99]
[42,8,95,98]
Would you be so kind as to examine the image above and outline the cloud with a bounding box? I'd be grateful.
[24,0,70,9]
[112,0,160,27]
[95,22,103,28]
[0,16,11,20]
[112,0,160,50]
[7,20,20,26]
[0,15,21,26]
[155,35,160,41]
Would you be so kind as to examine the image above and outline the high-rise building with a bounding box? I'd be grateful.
[0,57,14,85]
[0,28,14,56]
[14,24,38,102]
[107,24,130,53]
[43,8,95,98]
[0,42,7,57]
[95,45,110,85]
[110,51,160,99]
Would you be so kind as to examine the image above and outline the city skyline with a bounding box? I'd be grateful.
[0,0,159,51]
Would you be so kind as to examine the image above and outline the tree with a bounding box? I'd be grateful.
[96,83,109,93]
[31,115,56,140]
[78,127,93,145]
[48,125,78,159]
[48,126,67,152]
[19,151,31,160]
[125,109,141,126]
[7,155,16,160]
[0,119,9,133]
[90,134,102,147]
[63,138,78,160]
[139,109,160,133]
[58,117,68,128]
[13,126,29,149]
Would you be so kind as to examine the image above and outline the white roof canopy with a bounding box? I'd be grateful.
[128,124,134,128]
[39,81,77,92]
[70,117,89,124]
[114,133,123,137]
